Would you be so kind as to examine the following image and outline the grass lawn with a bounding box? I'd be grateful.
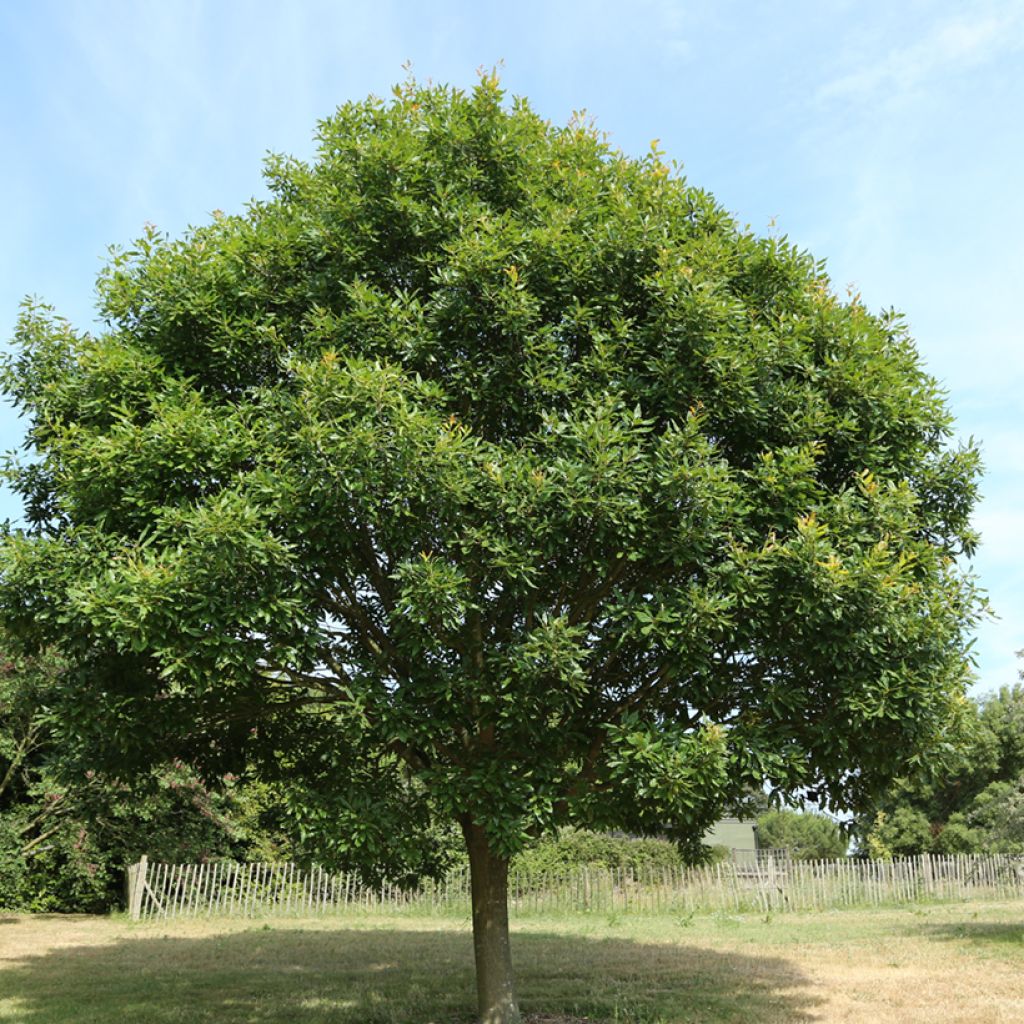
[1,901,1022,1023]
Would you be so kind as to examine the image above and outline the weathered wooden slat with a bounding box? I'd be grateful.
[127,852,1024,922]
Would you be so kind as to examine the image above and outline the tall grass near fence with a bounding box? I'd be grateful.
[126,852,1024,922]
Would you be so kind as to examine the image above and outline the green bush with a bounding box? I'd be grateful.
[757,810,847,860]
[704,844,732,865]
[0,765,291,913]
[931,813,980,854]
[864,805,933,858]
[511,828,684,878]
[1,642,299,913]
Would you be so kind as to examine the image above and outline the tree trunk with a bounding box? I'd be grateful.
[462,818,521,1024]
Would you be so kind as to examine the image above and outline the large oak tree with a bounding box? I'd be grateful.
[0,76,983,1023]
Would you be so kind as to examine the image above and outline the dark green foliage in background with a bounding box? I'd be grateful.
[510,828,684,878]
[0,645,291,911]
[755,809,846,860]
[862,675,1024,857]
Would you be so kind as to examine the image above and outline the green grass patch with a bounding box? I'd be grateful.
[1,901,1022,1023]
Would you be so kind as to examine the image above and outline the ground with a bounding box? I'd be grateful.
[0,901,1021,1022]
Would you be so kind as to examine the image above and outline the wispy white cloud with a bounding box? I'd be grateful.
[818,1,1024,104]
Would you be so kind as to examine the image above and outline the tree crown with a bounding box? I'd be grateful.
[0,76,983,867]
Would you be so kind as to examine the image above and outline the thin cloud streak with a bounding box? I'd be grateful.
[818,1,1024,104]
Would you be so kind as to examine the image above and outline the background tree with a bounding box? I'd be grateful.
[509,827,684,878]
[0,76,983,1023]
[756,809,847,860]
[860,674,1024,857]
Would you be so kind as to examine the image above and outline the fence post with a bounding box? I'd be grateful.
[922,852,934,898]
[129,855,148,921]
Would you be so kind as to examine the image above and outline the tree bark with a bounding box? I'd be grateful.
[462,818,521,1024]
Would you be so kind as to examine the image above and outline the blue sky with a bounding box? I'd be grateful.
[2,0,1021,695]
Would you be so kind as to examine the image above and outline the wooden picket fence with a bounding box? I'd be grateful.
[126,852,1024,921]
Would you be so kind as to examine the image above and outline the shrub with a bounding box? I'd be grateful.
[757,810,847,860]
[511,828,684,878]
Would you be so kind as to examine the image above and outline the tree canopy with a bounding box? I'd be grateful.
[0,75,983,1023]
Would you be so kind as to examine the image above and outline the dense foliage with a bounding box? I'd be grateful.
[510,828,684,878]
[0,75,983,1020]
[863,677,1024,857]
[0,645,290,911]
[756,809,847,860]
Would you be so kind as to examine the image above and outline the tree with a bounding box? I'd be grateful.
[756,809,847,860]
[859,675,1024,857]
[0,76,983,1023]
[510,827,684,877]
[965,776,1024,853]
[977,678,1024,783]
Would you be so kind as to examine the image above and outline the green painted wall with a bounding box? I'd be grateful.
[704,817,758,863]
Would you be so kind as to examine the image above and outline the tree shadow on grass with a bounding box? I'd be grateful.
[0,921,821,1024]
[920,920,1024,951]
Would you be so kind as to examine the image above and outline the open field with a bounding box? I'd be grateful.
[1,901,1022,1023]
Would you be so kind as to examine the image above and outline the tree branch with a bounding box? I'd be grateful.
[21,823,63,857]
[321,585,415,679]
[0,720,41,800]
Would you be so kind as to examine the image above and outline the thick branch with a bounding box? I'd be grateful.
[22,823,63,857]
[258,661,354,700]
[611,660,675,717]
[0,721,41,799]
[18,791,67,836]
[321,586,415,679]
[353,522,398,614]
[567,555,632,627]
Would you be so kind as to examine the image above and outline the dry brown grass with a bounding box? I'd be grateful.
[752,912,1024,1024]
[0,901,1021,1022]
